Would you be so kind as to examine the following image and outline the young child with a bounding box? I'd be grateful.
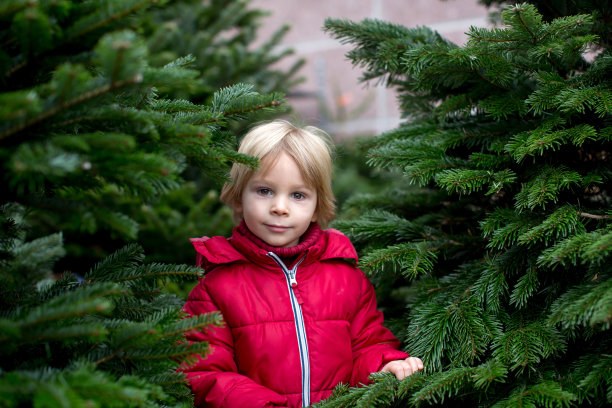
[182,120,423,408]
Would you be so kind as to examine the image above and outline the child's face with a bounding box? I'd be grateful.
[236,151,317,247]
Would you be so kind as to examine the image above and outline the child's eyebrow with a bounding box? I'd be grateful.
[249,177,314,191]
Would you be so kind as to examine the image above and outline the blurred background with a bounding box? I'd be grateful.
[252,0,491,139]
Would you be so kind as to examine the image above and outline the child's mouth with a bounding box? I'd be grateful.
[266,224,289,232]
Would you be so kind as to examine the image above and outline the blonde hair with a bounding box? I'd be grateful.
[220,119,336,227]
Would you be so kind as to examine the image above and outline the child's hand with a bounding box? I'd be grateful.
[380,357,423,380]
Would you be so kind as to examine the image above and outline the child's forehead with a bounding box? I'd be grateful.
[252,151,312,184]
[258,150,291,170]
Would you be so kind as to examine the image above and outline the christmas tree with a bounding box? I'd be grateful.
[319,1,611,406]
[0,0,287,406]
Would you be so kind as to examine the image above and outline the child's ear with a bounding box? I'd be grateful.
[234,199,244,217]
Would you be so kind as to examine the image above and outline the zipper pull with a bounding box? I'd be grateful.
[290,274,303,304]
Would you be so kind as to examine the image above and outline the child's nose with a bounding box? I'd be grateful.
[271,197,289,215]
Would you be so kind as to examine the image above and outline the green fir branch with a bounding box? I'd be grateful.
[436,168,516,196]
[537,228,612,268]
[517,206,585,247]
[97,263,203,282]
[472,257,509,313]
[406,288,497,371]
[509,268,539,308]
[526,71,567,114]
[481,208,532,246]
[403,158,462,186]
[0,283,121,347]
[0,362,166,408]
[86,243,145,281]
[582,229,612,264]
[322,1,610,406]
[575,353,612,402]
[505,121,593,162]
[493,318,566,373]
[338,372,401,408]
[469,152,511,171]
[64,0,156,43]
[18,284,119,327]
[504,3,541,42]
[332,209,421,245]
[360,242,437,279]
[314,372,425,408]
[479,93,527,120]
[184,83,286,126]
[471,359,508,390]
[0,73,143,142]
[93,209,140,240]
[413,366,474,405]
[8,232,65,273]
[549,276,612,329]
[22,323,108,343]
[491,379,577,408]
[558,86,610,115]
[515,167,582,211]
[157,312,223,339]
[124,342,210,362]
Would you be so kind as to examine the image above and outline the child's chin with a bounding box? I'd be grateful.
[265,237,298,248]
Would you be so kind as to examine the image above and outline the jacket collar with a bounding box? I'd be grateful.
[235,221,322,258]
[190,221,358,271]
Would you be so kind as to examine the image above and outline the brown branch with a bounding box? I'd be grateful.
[94,327,156,365]
[578,212,611,220]
[0,73,142,142]
[64,0,154,43]
[4,60,28,78]
[514,5,538,42]
[193,100,282,126]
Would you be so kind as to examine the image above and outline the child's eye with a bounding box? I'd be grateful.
[257,188,273,196]
[291,192,306,200]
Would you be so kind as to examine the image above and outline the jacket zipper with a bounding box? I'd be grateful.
[267,252,310,407]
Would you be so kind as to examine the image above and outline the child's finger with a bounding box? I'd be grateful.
[406,357,424,373]
[398,368,407,380]
[383,361,406,380]
[395,363,408,380]
[382,358,424,380]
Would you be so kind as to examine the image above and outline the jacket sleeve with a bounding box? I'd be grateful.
[349,271,410,387]
[181,280,289,408]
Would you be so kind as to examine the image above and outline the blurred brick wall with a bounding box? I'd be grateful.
[251,0,492,140]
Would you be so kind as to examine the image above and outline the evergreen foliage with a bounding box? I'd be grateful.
[0,0,290,406]
[1,0,297,270]
[0,204,220,407]
[141,0,304,102]
[320,1,611,407]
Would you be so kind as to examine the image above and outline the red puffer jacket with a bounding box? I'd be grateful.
[182,222,409,407]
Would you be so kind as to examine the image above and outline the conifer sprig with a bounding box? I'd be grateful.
[0,233,217,407]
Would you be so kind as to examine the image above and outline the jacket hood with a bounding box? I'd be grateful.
[190,221,358,271]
